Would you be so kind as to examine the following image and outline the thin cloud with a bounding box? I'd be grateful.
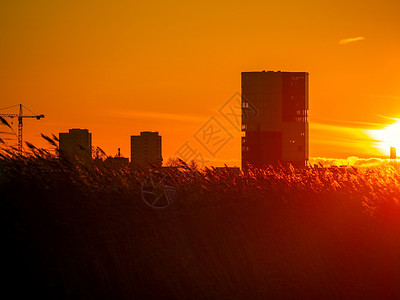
[339,36,366,45]
[105,110,206,123]
[311,118,381,129]
[371,95,400,100]
[375,115,400,121]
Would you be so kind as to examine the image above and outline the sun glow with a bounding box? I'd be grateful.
[368,118,400,156]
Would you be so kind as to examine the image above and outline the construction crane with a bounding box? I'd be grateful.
[0,104,44,155]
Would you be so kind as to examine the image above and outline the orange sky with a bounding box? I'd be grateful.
[1,0,399,167]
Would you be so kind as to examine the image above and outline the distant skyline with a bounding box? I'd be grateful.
[1,0,399,166]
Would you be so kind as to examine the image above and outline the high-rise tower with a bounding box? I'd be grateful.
[241,71,309,169]
[131,131,163,168]
[59,128,92,163]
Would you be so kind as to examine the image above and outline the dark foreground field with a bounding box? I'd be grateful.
[2,153,400,299]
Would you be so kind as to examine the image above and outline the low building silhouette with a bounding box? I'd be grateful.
[104,148,129,170]
[59,128,92,163]
[131,131,162,168]
[242,71,309,169]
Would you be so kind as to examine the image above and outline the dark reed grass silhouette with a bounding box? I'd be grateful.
[1,135,400,299]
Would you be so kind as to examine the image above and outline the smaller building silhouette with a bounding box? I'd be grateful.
[59,128,92,163]
[104,148,129,170]
[390,147,396,160]
[131,131,162,168]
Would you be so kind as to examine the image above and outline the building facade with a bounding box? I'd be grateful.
[131,131,163,168]
[241,71,309,169]
[59,128,92,163]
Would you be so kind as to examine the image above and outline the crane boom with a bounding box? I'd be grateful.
[0,104,45,155]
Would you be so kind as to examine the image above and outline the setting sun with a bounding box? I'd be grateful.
[368,118,400,156]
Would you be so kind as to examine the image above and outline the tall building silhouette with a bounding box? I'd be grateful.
[241,71,309,169]
[59,128,92,163]
[131,131,163,168]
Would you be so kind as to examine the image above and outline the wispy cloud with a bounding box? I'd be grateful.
[339,36,366,45]
[309,119,381,157]
[311,118,381,129]
[104,110,206,123]
[371,95,400,101]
